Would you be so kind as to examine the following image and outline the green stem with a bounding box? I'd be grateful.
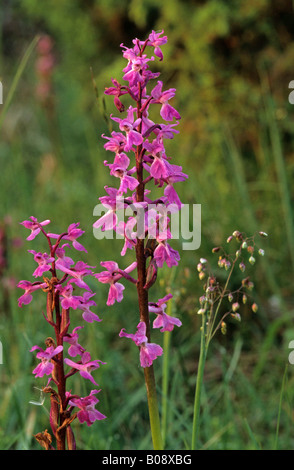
[274,364,288,450]
[144,366,163,450]
[161,329,171,448]
[191,309,208,450]
[191,259,236,449]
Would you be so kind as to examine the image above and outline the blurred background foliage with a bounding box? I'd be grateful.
[0,0,294,450]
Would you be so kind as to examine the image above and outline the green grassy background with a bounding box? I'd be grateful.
[0,0,294,450]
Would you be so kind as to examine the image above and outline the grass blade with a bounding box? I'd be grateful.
[0,35,39,131]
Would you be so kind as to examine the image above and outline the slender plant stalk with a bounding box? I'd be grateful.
[161,270,177,448]
[192,255,238,449]
[191,306,208,450]
[274,364,288,450]
[143,366,163,450]
[161,322,172,446]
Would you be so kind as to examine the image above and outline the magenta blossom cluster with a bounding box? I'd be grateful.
[93,31,184,368]
[18,216,106,450]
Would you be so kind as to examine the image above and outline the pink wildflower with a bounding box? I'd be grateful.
[17,280,47,307]
[94,260,125,306]
[149,294,182,332]
[20,216,50,241]
[30,344,63,378]
[63,326,85,357]
[151,81,181,121]
[119,322,163,368]
[64,352,105,386]
[68,389,106,426]
[28,250,54,277]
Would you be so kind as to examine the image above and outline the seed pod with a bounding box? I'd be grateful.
[239,262,246,272]
[232,302,240,312]
[231,313,241,322]
[197,308,206,315]
[197,262,203,272]
[259,231,268,237]
[252,302,258,313]
[221,321,227,335]
[224,260,231,270]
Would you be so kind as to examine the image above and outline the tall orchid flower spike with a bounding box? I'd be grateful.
[93,30,184,450]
